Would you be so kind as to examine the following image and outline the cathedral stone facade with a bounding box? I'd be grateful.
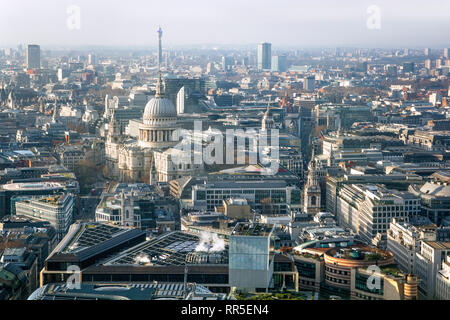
[303,152,322,215]
[105,73,202,183]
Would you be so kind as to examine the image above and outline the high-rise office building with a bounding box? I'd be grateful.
[257,43,271,70]
[206,62,215,74]
[403,62,415,73]
[444,48,449,59]
[303,76,315,91]
[424,48,431,56]
[222,56,234,72]
[229,223,274,291]
[385,65,398,77]
[26,44,40,70]
[357,61,369,73]
[88,53,97,65]
[271,55,287,72]
[176,86,185,114]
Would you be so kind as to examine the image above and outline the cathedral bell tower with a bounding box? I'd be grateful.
[108,110,121,139]
[303,150,322,215]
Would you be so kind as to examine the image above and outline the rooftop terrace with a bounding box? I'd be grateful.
[231,222,274,237]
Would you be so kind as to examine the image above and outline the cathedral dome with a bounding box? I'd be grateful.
[143,97,176,119]
[142,72,176,122]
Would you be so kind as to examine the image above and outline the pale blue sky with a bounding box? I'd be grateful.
[0,0,449,48]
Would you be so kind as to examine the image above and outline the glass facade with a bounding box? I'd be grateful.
[355,272,384,295]
[295,261,316,279]
[229,236,270,271]
[196,190,206,200]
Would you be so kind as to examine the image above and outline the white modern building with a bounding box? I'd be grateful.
[415,241,450,299]
[436,255,450,300]
[387,219,437,274]
[335,184,421,243]
[15,194,74,240]
[192,180,301,214]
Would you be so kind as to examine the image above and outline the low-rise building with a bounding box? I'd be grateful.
[192,180,301,214]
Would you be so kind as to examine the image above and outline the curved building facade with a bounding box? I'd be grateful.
[323,246,395,291]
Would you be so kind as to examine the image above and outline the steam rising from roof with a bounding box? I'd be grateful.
[195,232,225,253]
[134,253,151,265]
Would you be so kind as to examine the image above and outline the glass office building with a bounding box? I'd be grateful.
[229,223,274,291]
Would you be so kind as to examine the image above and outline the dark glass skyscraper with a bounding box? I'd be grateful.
[26,44,40,70]
[257,42,271,70]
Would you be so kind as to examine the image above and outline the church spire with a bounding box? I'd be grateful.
[52,97,58,121]
[328,146,335,167]
[109,109,120,136]
[155,71,164,98]
[149,156,157,186]
[307,146,318,187]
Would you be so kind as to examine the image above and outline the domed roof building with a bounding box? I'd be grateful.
[138,72,178,149]
[143,74,177,121]
[105,71,200,183]
[104,28,204,184]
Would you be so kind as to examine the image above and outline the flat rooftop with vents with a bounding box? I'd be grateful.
[231,222,274,237]
[104,231,228,267]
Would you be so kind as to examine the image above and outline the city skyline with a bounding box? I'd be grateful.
[0,0,450,305]
[1,0,450,48]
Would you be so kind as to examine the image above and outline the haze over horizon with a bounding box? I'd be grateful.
[1,0,449,49]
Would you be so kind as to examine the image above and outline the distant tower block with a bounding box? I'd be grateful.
[177,86,185,115]
[26,44,41,70]
[157,27,163,70]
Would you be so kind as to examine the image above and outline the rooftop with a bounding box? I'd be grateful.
[423,241,450,250]
[62,223,130,254]
[1,182,64,191]
[326,246,393,262]
[201,180,288,189]
[103,231,228,267]
[28,282,225,300]
[231,222,274,237]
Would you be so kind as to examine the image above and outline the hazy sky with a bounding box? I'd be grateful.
[1,0,449,48]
